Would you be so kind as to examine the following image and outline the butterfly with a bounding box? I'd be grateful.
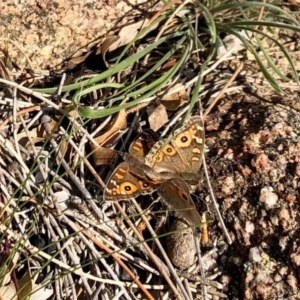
[104,116,204,225]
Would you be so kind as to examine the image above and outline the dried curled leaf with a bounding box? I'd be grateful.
[100,19,159,67]
[94,109,127,146]
[90,144,117,166]
[160,83,189,111]
[147,104,168,131]
[99,35,120,68]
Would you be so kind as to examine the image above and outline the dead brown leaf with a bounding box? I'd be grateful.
[56,139,73,166]
[18,269,33,300]
[160,83,189,111]
[109,19,158,52]
[99,35,120,67]
[100,19,159,67]
[147,104,168,131]
[69,51,93,65]
[90,144,117,166]
[94,109,127,146]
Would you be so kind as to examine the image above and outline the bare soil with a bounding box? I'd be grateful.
[202,90,300,299]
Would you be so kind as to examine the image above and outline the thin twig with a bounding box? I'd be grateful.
[194,230,208,299]
[74,221,155,299]
[115,201,188,300]
[0,223,158,289]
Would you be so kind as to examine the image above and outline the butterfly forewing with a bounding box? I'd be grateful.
[128,129,158,162]
[145,116,204,176]
[104,162,159,201]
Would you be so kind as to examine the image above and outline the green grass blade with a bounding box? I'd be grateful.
[79,40,191,119]
[33,31,185,94]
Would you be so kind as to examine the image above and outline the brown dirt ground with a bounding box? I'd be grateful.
[201,90,300,299]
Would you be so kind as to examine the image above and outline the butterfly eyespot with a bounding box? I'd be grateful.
[175,132,192,147]
[166,147,173,153]
[181,136,188,143]
[138,180,154,191]
[120,182,138,193]
[163,145,176,156]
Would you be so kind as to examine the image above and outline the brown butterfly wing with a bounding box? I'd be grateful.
[104,130,159,201]
[128,130,158,162]
[104,162,158,201]
[145,116,204,175]
[157,177,201,226]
